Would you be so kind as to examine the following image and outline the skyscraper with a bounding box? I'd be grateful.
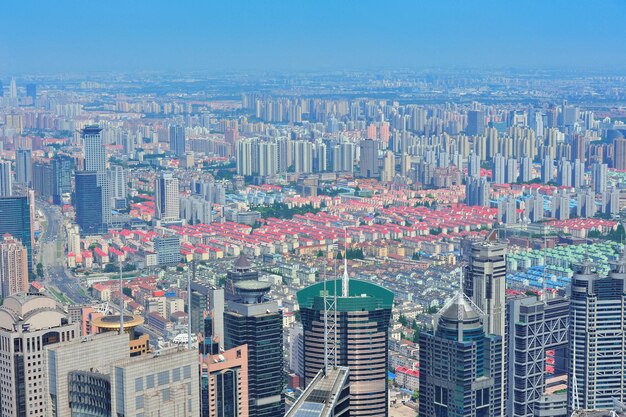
[0,293,79,417]
[155,171,180,221]
[0,160,13,196]
[419,291,504,417]
[74,171,104,235]
[359,138,378,178]
[568,257,626,412]
[468,151,481,178]
[540,157,553,184]
[591,162,608,194]
[613,137,626,170]
[0,234,29,298]
[170,124,186,157]
[466,176,490,207]
[15,148,32,187]
[467,109,486,136]
[26,83,36,103]
[51,154,72,205]
[298,278,394,417]
[493,153,506,184]
[9,77,17,99]
[224,280,284,417]
[82,126,111,225]
[201,345,249,417]
[0,195,34,272]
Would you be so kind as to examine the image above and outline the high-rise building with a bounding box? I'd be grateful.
[33,161,53,199]
[224,280,283,417]
[0,195,34,272]
[201,345,249,417]
[0,234,28,298]
[613,137,626,170]
[419,291,504,417]
[298,278,394,417]
[190,280,224,348]
[15,148,32,187]
[225,255,259,299]
[74,171,105,235]
[506,295,569,417]
[493,153,506,184]
[9,77,17,99]
[466,176,490,207]
[359,138,379,178]
[572,158,585,189]
[170,125,186,157]
[0,293,79,417]
[520,155,533,182]
[45,332,130,417]
[0,160,13,196]
[381,150,394,182]
[540,157,553,184]
[82,126,111,225]
[108,165,127,209]
[568,257,626,412]
[51,154,72,205]
[26,83,36,103]
[154,236,181,265]
[285,367,350,417]
[467,109,486,136]
[557,158,572,187]
[468,151,481,178]
[155,171,180,221]
[591,162,608,194]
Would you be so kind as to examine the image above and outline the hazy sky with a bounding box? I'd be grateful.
[2,0,626,74]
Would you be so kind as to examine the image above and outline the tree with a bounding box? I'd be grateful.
[336,251,343,260]
[398,314,408,327]
[412,252,421,261]
[123,263,136,272]
[316,250,324,257]
[36,263,44,278]
[104,263,117,273]
[122,287,132,297]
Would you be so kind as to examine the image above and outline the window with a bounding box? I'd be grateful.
[172,368,180,382]
[146,374,154,389]
[158,371,169,386]
[135,395,144,409]
[183,365,191,379]
[135,377,143,392]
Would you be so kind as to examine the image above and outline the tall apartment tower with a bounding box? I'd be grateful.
[0,160,13,197]
[359,138,379,178]
[0,234,29,298]
[467,109,486,136]
[224,280,284,417]
[419,292,504,417]
[155,171,180,221]
[15,148,32,187]
[0,293,79,417]
[0,195,34,272]
[82,126,111,226]
[170,124,186,157]
[568,257,626,412]
[298,279,394,417]
[507,295,569,417]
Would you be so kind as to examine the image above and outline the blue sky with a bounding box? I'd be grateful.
[1,0,626,74]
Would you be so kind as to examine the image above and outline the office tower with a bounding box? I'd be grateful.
[467,109,486,136]
[82,126,111,225]
[419,291,504,417]
[0,234,28,297]
[466,176,490,207]
[190,280,224,348]
[541,157,553,184]
[591,162,608,194]
[74,171,104,234]
[51,155,72,205]
[568,257,626,412]
[224,281,283,417]
[572,158,585,189]
[26,83,36,103]
[108,165,127,209]
[613,137,626,170]
[298,279,394,417]
[285,367,350,417]
[9,77,17,98]
[464,240,507,337]
[506,157,519,183]
[155,236,181,265]
[0,195,33,272]
[33,161,53,199]
[0,160,12,196]
[45,332,130,417]
[201,345,249,417]
[507,296,569,417]
[111,348,199,416]
[15,148,32,187]
[493,153,506,184]
[0,293,79,417]
[170,124,186,157]
[155,171,180,221]
[359,138,378,178]
[557,158,572,187]
[520,155,532,182]
[468,151,481,178]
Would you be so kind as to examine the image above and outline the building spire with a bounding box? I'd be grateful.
[342,227,349,297]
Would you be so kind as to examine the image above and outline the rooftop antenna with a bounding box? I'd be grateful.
[119,259,124,334]
[342,227,349,297]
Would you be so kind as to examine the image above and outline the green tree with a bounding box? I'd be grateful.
[104,263,117,273]
[398,314,408,327]
[36,263,44,278]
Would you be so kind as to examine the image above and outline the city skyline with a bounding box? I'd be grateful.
[2,1,626,74]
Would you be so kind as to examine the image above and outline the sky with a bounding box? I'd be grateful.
[1,0,626,74]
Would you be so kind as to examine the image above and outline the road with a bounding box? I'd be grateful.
[38,201,91,305]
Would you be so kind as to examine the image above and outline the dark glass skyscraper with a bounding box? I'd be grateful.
[74,171,104,235]
[420,293,504,417]
[224,279,283,417]
[169,125,186,157]
[51,155,72,205]
[0,195,33,273]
